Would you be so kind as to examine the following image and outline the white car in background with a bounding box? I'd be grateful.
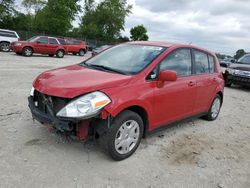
[0,29,20,52]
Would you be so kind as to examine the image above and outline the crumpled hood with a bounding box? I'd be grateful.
[33,64,132,98]
[229,63,250,71]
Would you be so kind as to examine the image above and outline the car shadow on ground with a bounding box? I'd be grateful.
[226,85,250,92]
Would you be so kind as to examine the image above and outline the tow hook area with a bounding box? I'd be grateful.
[76,121,90,140]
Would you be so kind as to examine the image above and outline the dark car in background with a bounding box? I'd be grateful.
[86,42,96,51]
[92,45,112,56]
[224,54,250,87]
[60,38,87,56]
[220,57,235,67]
[11,36,68,58]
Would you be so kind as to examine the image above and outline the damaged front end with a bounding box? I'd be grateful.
[28,89,111,140]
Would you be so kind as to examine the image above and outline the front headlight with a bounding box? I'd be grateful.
[226,68,235,74]
[57,91,111,118]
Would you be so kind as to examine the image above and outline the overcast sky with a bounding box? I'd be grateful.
[120,0,250,55]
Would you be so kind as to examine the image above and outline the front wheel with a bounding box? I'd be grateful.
[22,47,33,57]
[101,110,144,161]
[56,50,64,58]
[204,95,222,121]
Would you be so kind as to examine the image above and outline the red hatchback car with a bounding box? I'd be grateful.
[28,41,224,160]
[12,36,67,58]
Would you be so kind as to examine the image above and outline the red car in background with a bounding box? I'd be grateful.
[58,38,87,56]
[11,36,67,58]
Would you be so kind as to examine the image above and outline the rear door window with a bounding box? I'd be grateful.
[194,50,210,74]
[37,37,48,44]
[58,38,66,45]
[208,55,215,73]
[160,48,192,76]
[49,38,59,45]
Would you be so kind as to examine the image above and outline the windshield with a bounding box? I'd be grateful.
[81,44,166,75]
[238,54,250,64]
[27,36,38,42]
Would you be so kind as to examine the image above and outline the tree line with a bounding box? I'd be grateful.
[0,0,149,42]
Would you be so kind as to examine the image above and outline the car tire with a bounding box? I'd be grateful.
[16,52,22,55]
[79,49,85,56]
[0,42,10,52]
[203,94,222,121]
[100,110,144,161]
[22,47,33,57]
[49,54,54,57]
[56,50,64,58]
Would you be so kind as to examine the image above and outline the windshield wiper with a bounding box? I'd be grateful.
[87,64,127,75]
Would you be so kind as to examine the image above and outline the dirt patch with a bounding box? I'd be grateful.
[162,134,214,165]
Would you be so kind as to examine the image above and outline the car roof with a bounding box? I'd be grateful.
[126,41,215,56]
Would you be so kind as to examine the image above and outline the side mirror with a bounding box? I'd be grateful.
[159,70,177,82]
[231,59,236,63]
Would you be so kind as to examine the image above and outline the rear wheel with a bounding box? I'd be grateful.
[0,42,10,52]
[204,94,222,121]
[22,47,33,57]
[100,110,144,161]
[79,49,85,56]
[56,50,64,58]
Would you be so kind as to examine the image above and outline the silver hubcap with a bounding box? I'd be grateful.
[1,44,10,51]
[58,51,63,57]
[79,51,84,56]
[115,120,140,155]
[25,49,32,56]
[211,98,221,118]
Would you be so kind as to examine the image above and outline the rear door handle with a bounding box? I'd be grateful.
[212,77,217,81]
[188,81,195,86]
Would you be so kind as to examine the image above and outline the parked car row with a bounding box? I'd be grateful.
[0,29,95,58]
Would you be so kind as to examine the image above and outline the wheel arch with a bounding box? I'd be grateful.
[0,41,10,44]
[23,46,34,51]
[107,104,150,138]
[217,91,223,105]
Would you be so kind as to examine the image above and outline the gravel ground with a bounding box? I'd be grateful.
[0,52,249,188]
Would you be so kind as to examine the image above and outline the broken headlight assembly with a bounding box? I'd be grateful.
[56,91,111,118]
